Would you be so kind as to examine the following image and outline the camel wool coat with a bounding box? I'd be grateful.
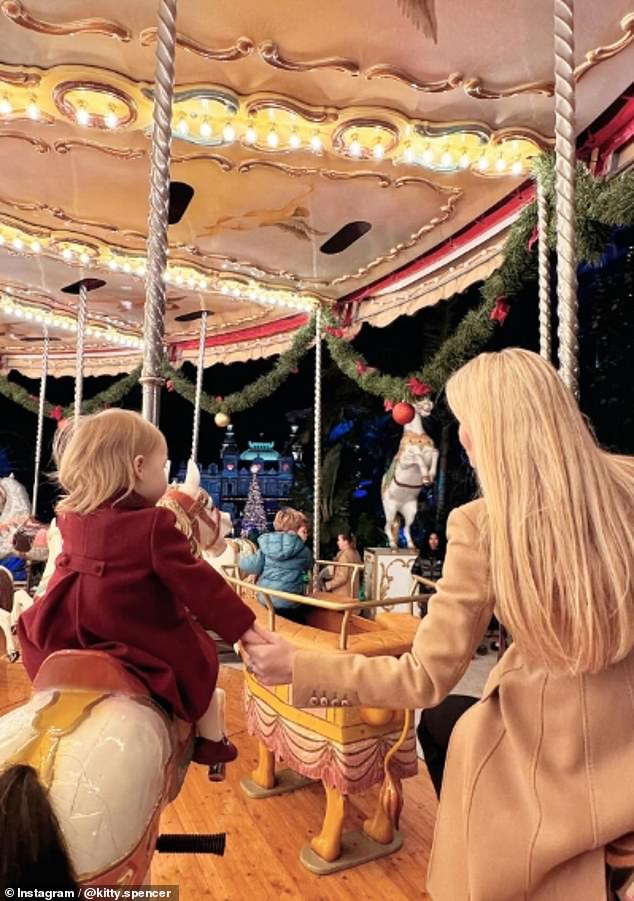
[292,499,634,900]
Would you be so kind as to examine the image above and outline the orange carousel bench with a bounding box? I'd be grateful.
[226,575,420,874]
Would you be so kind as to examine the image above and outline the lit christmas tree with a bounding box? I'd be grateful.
[242,466,268,533]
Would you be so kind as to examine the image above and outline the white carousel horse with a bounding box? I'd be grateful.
[0,473,31,558]
[0,470,244,885]
[381,398,439,548]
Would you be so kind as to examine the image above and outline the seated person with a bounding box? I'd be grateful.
[239,508,313,625]
[319,532,362,597]
[411,531,444,585]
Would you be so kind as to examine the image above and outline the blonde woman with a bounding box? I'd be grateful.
[243,348,634,901]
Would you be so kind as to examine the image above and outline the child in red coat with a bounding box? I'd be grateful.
[18,409,260,767]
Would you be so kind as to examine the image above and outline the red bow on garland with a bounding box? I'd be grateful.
[407,377,432,397]
[527,226,539,252]
[489,297,511,324]
[325,325,345,338]
[50,405,63,421]
[384,399,395,412]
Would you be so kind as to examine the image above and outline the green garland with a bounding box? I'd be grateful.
[160,315,315,415]
[0,365,141,419]
[325,154,634,402]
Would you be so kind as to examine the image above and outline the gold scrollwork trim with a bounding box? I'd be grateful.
[365,65,464,95]
[139,28,254,61]
[53,139,146,161]
[257,40,360,77]
[53,80,137,129]
[331,118,401,156]
[172,151,233,171]
[246,97,339,124]
[0,67,40,87]
[0,193,120,235]
[0,0,131,42]
[0,130,49,153]
[574,13,634,83]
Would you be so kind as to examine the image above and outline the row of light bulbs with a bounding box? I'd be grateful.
[0,224,318,312]
[1,89,532,174]
[0,294,144,348]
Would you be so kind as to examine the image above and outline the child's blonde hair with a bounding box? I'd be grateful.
[446,347,634,675]
[55,409,166,516]
[273,507,308,533]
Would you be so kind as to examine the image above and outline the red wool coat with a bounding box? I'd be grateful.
[17,494,255,722]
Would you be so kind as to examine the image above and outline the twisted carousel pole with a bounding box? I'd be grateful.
[141,0,178,424]
[74,281,88,426]
[536,179,552,361]
[312,308,322,565]
[553,0,579,396]
[32,327,49,517]
[190,311,208,462]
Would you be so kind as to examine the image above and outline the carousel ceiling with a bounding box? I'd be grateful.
[0,0,633,373]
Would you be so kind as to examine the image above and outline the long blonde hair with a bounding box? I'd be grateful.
[446,348,634,675]
[55,409,165,516]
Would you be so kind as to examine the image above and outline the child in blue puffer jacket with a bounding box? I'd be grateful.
[239,507,313,624]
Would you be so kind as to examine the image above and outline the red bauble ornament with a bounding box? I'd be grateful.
[392,402,416,425]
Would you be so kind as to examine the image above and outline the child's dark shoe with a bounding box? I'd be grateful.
[193,736,238,766]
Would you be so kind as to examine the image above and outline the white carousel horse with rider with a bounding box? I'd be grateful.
[0,461,242,886]
[0,473,37,662]
[381,397,440,548]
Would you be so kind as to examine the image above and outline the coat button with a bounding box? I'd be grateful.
[309,696,318,706]
[320,697,328,706]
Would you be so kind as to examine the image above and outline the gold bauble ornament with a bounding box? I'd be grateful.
[214,412,230,428]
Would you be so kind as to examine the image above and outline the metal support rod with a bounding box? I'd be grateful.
[537,178,552,361]
[74,282,87,426]
[141,0,178,424]
[312,308,322,565]
[32,327,49,517]
[553,0,579,396]
[190,311,208,463]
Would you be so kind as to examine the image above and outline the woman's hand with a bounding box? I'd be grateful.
[241,622,297,686]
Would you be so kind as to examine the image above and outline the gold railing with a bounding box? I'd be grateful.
[223,572,417,651]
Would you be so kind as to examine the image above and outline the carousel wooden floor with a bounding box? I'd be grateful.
[0,654,437,900]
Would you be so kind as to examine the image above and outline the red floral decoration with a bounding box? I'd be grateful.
[325,325,345,338]
[407,377,432,397]
[527,226,539,251]
[50,405,63,422]
[489,297,511,324]
[355,360,368,375]
[384,399,395,412]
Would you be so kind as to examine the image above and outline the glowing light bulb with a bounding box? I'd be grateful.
[187,278,196,289]
[440,149,453,167]
[0,96,12,115]
[495,156,507,172]
[199,278,208,290]
[75,105,90,126]
[511,160,523,176]
[310,132,322,153]
[289,129,301,149]
[266,127,279,148]
[348,136,362,158]
[80,252,90,264]
[13,238,24,250]
[199,118,212,139]
[105,109,118,129]
[31,240,41,253]
[403,143,414,164]
[222,121,236,143]
[372,141,384,160]
[244,123,257,145]
[62,248,72,261]
[422,146,434,165]
[109,260,119,270]
[27,98,40,120]
[177,117,189,136]
[459,152,471,169]
[0,235,4,245]
[477,155,489,171]
[123,263,132,273]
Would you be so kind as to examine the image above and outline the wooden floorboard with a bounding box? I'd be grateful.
[1,646,435,899]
